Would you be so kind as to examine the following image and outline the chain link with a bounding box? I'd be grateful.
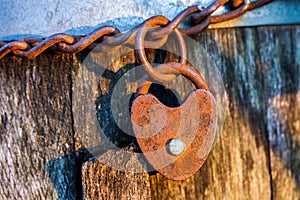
[0,0,273,60]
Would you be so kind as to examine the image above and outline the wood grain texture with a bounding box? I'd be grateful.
[82,150,151,200]
[0,25,299,199]
[0,55,78,199]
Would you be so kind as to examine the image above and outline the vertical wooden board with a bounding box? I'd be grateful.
[195,27,273,200]
[259,26,300,200]
[0,55,78,199]
[267,93,300,200]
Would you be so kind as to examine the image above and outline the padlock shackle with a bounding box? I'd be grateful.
[136,62,209,96]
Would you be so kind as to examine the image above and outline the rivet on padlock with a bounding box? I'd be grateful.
[167,138,186,156]
[131,20,217,181]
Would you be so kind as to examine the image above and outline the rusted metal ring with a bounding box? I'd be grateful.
[211,0,251,23]
[136,62,208,96]
[0,41,29,59]
[136,16,187,83]
[56,26,119,53]
[191,0,228,24]
[13,33,75,59]
[150,5,200,39]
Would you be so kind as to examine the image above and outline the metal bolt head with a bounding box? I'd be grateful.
[167,138,186,156]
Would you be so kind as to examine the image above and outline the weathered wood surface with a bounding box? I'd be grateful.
[149,25,300,200]
[0,55,79,199]
[82,150,151,200]
[0,25,299,199]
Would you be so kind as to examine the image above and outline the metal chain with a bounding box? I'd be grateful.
[0,0,273,60]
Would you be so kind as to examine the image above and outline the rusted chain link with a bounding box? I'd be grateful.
[135,15,188,82]
[0,0,273,59]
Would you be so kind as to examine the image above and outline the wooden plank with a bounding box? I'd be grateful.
[260,26,300,200]
[0,55,78,199]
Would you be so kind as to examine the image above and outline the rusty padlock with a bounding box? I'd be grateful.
[131,62,217,180]
[132,19,217,180]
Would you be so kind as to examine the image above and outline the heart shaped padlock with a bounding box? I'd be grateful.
[131,62,217,180]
